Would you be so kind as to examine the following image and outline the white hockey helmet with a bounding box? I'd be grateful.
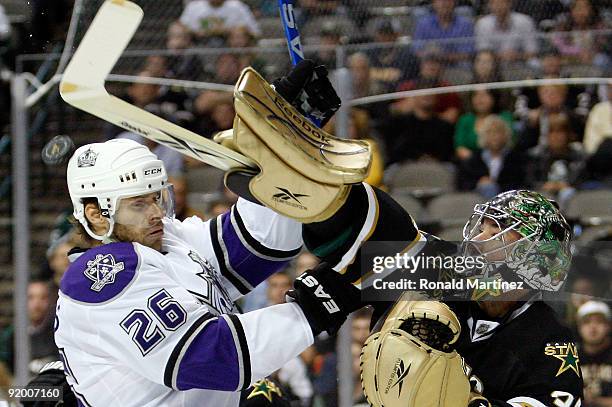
[67,139,172,242]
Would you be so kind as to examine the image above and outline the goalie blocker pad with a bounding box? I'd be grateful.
[360,299,471,407]
[216,68,371,223]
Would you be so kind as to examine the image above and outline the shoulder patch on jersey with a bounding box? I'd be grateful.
[544,342,581,377]
[60,242,139,304]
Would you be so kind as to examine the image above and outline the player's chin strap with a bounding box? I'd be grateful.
[81,216,117,245]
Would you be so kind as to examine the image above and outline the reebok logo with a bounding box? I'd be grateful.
[272,187,309,211]
[386,359,411,397]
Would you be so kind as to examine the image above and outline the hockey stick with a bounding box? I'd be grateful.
[59,0,256,171]
[277,0,323,127]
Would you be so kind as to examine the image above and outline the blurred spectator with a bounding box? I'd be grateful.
[345,52,393,126]
[514,0,566,23]
[296,0,340,28]
[206,198,233,219]
[412,0,475,65]
[143,55,170,78]
[294,252,319,275]
[0,279,59,377]
[564,272,599,328]
[0,361,10,399]
[471,49,503,83]
[215,53,243,84]
[267,271,293,306]
[169,176,206,221]
[584,84,612,155]
[454,88,514,161]
[312,22,342,69]
[552,0,609,68]
[586,139,612,188]
[117,132,185,177]
[179,0,260,45]
[265,272,314,407]
[539,47,563,78]
[347,53,389,99]
[394,50,463,124]
[457,115,526,197]
[47,229,82,287]
[105,70,194,139]
[352,341,367,406]
[324,108,385,187]
[166,21,206,81]
[514,47,598,120]
[366,21,419,87]
[382,93,455,165]
[577,301,612,407]
[227,26,266,73]
[526,113,586,201]
[475,0,538,63]
[195,96,235,138]
[518,84,585,151]
[351,307,373,345]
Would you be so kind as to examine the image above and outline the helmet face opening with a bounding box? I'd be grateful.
[462,202,539,264]
[112,184,176,228]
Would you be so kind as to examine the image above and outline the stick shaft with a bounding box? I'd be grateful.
[277,0,323,127]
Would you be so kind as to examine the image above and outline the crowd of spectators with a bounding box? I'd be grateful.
[1,0,612,405]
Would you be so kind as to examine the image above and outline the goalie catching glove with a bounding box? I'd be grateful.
[287,262,362,336]
[360,298,474,407]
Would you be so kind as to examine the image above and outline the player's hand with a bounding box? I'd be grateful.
[287,262,361,336]
[20,361,77,407]
[273,59,341,126]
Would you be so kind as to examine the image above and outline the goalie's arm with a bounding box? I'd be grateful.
[302,182,422,285]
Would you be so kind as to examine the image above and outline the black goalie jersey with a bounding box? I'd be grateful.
[451,300,584,407]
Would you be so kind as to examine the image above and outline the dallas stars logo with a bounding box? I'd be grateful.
[544,342,581,377]
[246,379,283,403]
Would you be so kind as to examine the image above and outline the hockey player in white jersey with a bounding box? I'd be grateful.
[53,62,364,407]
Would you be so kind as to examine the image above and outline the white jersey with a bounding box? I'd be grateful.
[54,199,314,407]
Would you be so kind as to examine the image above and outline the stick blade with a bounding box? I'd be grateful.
[61,0,143,94]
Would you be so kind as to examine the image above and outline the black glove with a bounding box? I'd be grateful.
[273,59,341,127]
[21,361,77,407]
[287,262,362,336]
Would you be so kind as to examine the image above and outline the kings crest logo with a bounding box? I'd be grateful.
[77,148,98,168]
[84,253,125,292]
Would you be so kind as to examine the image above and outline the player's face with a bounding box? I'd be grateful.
[114,192,165,252]
[472,217,522,262]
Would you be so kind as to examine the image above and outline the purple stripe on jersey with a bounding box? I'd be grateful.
[60,242,138,304]
[176,317,240,391]
[220,212,290,287]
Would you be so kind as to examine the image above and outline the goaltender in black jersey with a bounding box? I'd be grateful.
[309,186,583,407]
